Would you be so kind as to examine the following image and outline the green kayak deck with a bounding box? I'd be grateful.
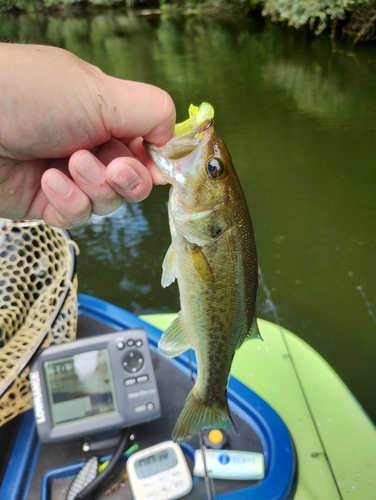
[141,314,376,500]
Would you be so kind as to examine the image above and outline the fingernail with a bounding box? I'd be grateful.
[110,165,140,191]
[76,153,104,184]
[46,171,71,197]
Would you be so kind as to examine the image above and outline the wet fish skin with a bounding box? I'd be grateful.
[146,112,259,442]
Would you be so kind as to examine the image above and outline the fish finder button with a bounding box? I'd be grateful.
[123,350,144,373]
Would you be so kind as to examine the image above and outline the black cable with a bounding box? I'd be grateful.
[74,428,132,500]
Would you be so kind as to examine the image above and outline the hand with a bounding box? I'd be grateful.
[0,43,175,228]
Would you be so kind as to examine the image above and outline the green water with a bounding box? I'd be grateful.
[2,10,376,422]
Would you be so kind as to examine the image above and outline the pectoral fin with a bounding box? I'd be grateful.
[188,246,215,287]
[176,209,215,246]
[173,205,228,247]
[158,314,192,358]
[161,244,177,288]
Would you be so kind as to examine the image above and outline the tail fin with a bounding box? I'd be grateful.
[172,388,237,442]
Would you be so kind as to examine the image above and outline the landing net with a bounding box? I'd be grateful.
[0,220,78,426]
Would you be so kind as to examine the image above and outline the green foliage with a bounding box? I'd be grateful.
[262,0,373,34]
[0,0,47,12]
[0,0,374,39]
[159,0,241,7]
[0,0,118,11]
[0,0,249,13]
[43,0,78,7]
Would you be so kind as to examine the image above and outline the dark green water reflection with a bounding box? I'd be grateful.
[2,11,376,421]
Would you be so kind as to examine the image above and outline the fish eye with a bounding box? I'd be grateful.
[207,158,224,179]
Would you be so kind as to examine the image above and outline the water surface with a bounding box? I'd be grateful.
[2,10,375,421]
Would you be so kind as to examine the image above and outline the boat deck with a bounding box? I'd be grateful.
[1,296,296,499]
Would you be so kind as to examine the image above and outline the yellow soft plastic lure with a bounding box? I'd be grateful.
[174,102,215,136]
[97,443,139,473]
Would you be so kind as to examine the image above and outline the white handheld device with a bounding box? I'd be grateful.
[126,441,192,500]
[194,449,265,480]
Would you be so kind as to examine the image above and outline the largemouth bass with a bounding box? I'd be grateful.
[146,103,260,442]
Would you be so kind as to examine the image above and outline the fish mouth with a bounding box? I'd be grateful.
[144,119,213,182]
[145,119,212,160]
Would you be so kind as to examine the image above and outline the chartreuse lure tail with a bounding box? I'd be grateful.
[174,103,215,136]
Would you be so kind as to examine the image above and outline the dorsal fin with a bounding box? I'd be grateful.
[236,316,262,350]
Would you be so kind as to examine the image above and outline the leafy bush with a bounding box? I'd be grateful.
[0,0,375,41]
[262,0,373,33]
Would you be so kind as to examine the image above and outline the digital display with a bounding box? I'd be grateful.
[134,447,178,479]
[44,349,117,426]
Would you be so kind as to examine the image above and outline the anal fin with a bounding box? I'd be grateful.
[158,314,192,358]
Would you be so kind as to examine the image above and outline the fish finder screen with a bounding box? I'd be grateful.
[44,349,117,427]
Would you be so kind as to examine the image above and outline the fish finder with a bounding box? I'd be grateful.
[29,330,161,443]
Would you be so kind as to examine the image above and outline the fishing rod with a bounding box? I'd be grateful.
[187,351,215,500]
[356,285,376,327]
[258,265,344,500]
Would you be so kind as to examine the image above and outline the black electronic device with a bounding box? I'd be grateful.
[29,330,161,443]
